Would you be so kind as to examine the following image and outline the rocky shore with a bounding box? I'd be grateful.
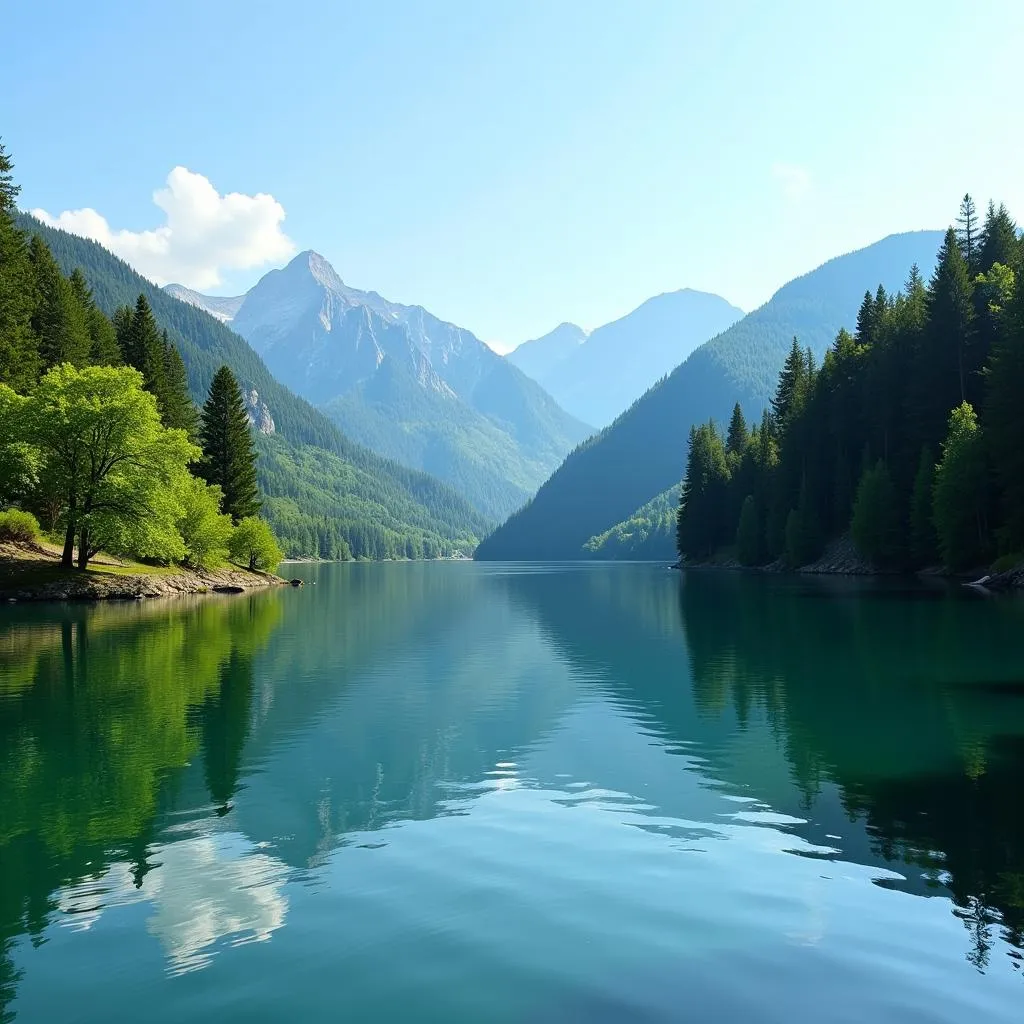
[678,534,1024,589]
[0,541,286,602]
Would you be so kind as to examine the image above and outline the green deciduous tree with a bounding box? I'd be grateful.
[198,366,260,522]
[177,476,234,568]
[228,516,283,571]
[18,364,198,569]
[933,402,990,571]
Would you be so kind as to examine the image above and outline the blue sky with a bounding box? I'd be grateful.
[3,0,1022,350]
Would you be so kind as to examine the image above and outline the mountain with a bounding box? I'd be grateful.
[509,290,744,427]
[507,322,587,382]
[18,214,491,559]
[184,252,591,520]
[164,284,245,322]
[476,230,945,560]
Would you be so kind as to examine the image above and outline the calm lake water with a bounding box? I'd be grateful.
[2,563,1024,1022]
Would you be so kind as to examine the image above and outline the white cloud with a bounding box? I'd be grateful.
[772,162,812,203]
[33,167,295,290]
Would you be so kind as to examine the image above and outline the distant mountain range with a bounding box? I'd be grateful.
[476,230,945,560]
[21,214,491,559]
[508,289,744,427]
[168,253,591,520]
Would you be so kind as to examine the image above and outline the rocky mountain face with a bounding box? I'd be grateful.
[170,252,591,520]
[163,284,245,323]
[508,289,744,427]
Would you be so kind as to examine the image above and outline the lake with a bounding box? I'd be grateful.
[2,562,1024,1022]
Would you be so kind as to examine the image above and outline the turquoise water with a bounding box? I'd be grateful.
[2,563,1024,1022]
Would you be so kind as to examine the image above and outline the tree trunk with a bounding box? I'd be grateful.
[77,527,90,571]
[61,504,77,569]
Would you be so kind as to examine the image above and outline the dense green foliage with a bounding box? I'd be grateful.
[0,508,40,544]
[198,366,261,522]
[476,231,943,560]
[9,184,488,558]
[581,485,679,560]
[228,516,284,571]
[677,199,1023,573]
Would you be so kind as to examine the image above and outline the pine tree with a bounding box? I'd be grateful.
[956,194,980,273]
[855,290,876,346]
[978,201,1018,273]
[68,268,121,366]
[725,402,748,459]
[985,265,1024,554]
[28,235,91,369]
[0,145,39,389]
[771,337,808,427]
[198,365,261,523]
[122,295,167,400]
[921,228,975,431]
[159,331,198,436]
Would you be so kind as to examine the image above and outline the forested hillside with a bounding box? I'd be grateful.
[9,206,488,558]
[475,231,942,560]
[678,198,1024,575]
[582,485,679,561]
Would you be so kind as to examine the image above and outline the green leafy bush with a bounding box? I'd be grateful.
[0,508,41,543]
[228,517,284,572]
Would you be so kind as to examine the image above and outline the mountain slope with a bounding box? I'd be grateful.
[476,230,944,560]
[582,485,679,561]
[213,252,591,519]
[19,214,490,558]
[512,289,744,427]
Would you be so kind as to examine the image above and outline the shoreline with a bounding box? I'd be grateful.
[0,541,288,603]
[676,535,1024,591]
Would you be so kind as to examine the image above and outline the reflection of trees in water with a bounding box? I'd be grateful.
[677,572,1024,972]
[0,593,282,1020]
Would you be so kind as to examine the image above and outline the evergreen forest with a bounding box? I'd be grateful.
[676,197,1024,574]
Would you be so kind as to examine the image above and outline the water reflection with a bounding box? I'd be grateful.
[1,565,1024,1022]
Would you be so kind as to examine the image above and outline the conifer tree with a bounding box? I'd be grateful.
[0,144,39,388]
[122,295,167,400]
[922,228,975,429]
[985,264,1024,553]
[725,403,748,459]
[68,268,121,366]
[956,194,980,273]
[771,337,808,427]
[198,365,261,522]
[159,330,198,436]
[978,202,1018,273]
[28,235,91,368]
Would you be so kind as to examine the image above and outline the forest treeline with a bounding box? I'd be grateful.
[677,196,1024,573]
[0,143,281,572]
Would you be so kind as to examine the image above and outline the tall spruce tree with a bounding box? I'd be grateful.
[725,403,748,459]
[978,201,1018,273]
[68,268,121,366]
[956,194,981,273]
[198,365,261,522]
[0,143,39,388]
[28,235,91,369]
[159,330,198,436]
[122,295,167,400]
